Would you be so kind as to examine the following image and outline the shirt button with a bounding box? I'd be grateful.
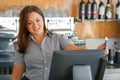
[43,53,45,56]
[44,60,47,64]
[45,68,48,71]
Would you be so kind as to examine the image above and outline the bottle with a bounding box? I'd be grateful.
[79,0,85,22]
[98,0,105,19]
[105,0,112,20]
[86,0,91,19]
[115,0,120,20]
[91,0,97,19]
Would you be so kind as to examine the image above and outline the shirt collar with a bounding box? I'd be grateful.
[29,32,52,41]
[29,34,35,42]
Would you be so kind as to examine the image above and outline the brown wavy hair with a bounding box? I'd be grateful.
[15,5,50,53]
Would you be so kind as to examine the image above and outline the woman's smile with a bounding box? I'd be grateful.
[33,27,40,31]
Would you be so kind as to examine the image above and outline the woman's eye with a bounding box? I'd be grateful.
[27,22,32,25]
[36,19,40,22]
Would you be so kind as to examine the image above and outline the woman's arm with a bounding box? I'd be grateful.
[65,44,87,50]
[65,43,108,56]
[11,64,25,80]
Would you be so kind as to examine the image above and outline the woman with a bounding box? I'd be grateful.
[11,5,107,80]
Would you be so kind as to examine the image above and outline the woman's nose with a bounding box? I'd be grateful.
[33,22,37,28]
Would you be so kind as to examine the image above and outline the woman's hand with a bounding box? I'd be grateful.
[97,43,109,56]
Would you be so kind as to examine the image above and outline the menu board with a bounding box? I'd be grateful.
[45,17,74,31]
[0,17,19,33]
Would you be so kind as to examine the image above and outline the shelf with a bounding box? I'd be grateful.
[74,18,120,23]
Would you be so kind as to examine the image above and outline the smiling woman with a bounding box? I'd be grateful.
[11,5,76,80]
[26,12,44,38]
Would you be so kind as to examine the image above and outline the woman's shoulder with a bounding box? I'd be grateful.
[47,32,65,38]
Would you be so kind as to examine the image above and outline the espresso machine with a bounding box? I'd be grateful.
[0,17,18,75]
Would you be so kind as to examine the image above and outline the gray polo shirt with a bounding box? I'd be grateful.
[13,33,73,80]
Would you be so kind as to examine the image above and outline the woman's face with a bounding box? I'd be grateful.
[26,12,44,36]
